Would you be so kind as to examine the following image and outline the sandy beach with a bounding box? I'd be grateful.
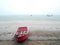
[0,21,60,45]
[0,31,60,45]
[0,40,60,45]
[0,21,60,40]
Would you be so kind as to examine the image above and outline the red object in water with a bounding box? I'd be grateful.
[14,27,28,42]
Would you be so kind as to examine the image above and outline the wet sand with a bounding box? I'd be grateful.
[0,31,60,45]
[0,40,60,45]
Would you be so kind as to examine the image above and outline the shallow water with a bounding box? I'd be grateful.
[0,15,60,21]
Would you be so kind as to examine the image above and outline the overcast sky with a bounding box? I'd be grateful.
[0,0,60,15]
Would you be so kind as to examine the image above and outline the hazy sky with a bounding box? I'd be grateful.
[0,0,60,15]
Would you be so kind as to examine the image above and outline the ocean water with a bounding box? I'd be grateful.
[0,15,60,21]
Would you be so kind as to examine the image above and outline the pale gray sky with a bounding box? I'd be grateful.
[0,0,60,15]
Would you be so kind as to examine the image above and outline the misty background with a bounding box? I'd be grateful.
[0,0,60,15]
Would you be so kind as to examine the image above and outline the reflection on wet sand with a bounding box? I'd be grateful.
[0,40,60,45]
